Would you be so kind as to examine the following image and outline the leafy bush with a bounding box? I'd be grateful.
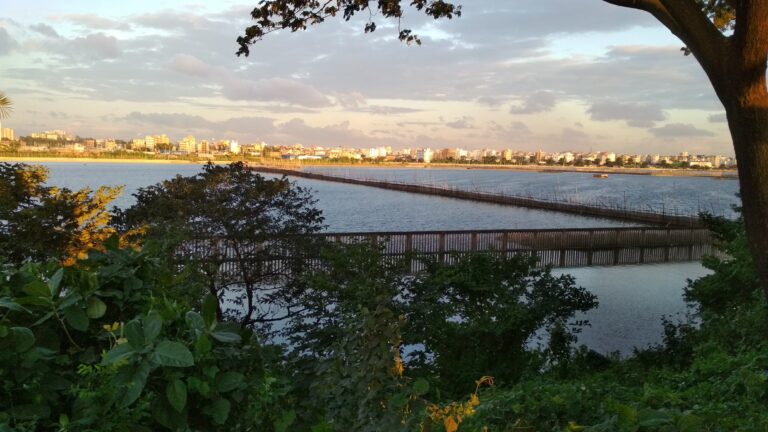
[0,240,291,431]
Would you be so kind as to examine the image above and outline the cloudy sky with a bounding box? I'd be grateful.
[0,1,733,155]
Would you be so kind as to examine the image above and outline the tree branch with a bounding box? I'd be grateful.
[602,0,732,102]
[602,0,682,35]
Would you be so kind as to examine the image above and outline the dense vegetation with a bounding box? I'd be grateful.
[1,162,764,431]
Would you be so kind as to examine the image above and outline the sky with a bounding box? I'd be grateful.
[0,0,734,155]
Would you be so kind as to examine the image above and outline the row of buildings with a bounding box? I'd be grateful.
[0,128,736,168]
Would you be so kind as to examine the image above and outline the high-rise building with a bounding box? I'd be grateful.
[1,127,15,141]
[179,135,196,153]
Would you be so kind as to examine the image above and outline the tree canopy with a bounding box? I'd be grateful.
[0,92,11,119]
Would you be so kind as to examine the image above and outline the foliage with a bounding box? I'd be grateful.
[237,0,462,55]
[284,242,419,431]
[402,253,597,394]
[0,163,126,266]
[0,92,11,119]
[685,210,760,314]
[115,161,325,329]
[286,242,598,429]
[0,239,292,431]
[460,208,768,431]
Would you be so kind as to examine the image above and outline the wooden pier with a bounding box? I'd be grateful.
[250,166,703,227]
[181,227,716,273]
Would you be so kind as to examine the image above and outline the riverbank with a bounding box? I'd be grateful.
[0,155,738,179]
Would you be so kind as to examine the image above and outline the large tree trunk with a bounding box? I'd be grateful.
[728,105,768,299]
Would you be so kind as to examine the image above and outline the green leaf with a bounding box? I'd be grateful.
[23,280,51,299]
[125,320,145,350]
[274,410,296,432]
[216,371,245,393]
[412,378,430,396]
[48,268,64,297]
[152,341,194,367]
[58,293,82,309]
[117,360,151,407]
[202,295,218,329]
[86,297,107,319]
[637,409,673,428]
[678,413,703,432]
[62,306,89,331]
[31,311,55,326]
[185,311,205,333]
[7,327,35,352]
[194,335,212,355]
[0,297,29,313]
[102,343,136,365]
[389,393,408,409]
[166,379,187,412]
[143,312,162,343]
[210,330,241,344]
[615,404,638,427]
[203,398,231,425]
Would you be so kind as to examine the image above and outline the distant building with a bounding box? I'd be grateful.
[1,127,14,141]
[417,148,433,163]
[179,135,196,153]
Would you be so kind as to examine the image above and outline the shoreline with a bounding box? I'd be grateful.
[0,156,739,179]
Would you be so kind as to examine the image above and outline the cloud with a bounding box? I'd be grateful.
[509,91,557,114]
[221,77,333,107]
[0,27,18,56]
[29,23,60,38]
[446,116,474,129]
[334,91,366,108]
[476,96,506,107]
[708,112,727,123]
[350,105,424,115]
[70,33,121,59]
[169,53,215,77]
[123,112,276,139]
[59,14,131,31]
[587,100,666,127]
[648,123,715,138]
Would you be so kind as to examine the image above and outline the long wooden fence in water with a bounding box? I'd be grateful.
[250,166,703,227]
[182,227,717,273]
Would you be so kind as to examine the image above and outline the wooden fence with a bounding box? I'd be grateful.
[180,227,717,273]
[250,166,704,227]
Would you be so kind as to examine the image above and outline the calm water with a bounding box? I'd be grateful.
[306,167,741,218]
[25,161,715,353]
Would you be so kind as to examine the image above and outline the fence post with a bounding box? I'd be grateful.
[639,228,646,264]
[587,230,594,266]
[405,234,413,253]
[471,232,478,252]
[664,228,671,262]
[438,233,446,263]
[501,231,509,257]
[559,249,567,267]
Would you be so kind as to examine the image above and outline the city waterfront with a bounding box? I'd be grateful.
[30,161,716,354]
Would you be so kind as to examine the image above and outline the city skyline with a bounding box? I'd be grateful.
[0,1,734,156]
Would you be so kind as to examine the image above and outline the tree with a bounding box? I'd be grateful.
[0,92,11,119]
[0,162,124,266]
[236,1,768,297]
[116,162,325,329]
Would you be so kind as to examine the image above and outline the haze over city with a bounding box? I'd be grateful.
[1,0,733,155]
